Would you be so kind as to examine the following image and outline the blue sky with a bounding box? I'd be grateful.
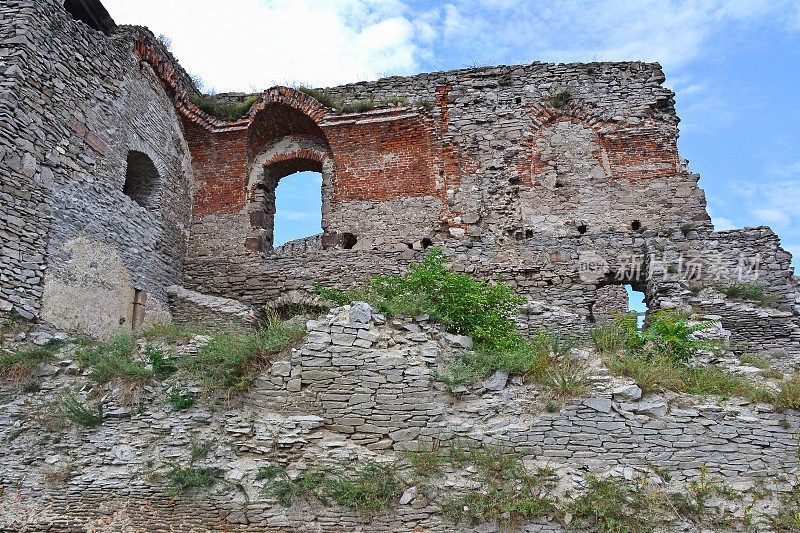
[104,0,800,260]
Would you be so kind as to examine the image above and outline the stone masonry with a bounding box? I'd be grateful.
[2,305,798,531]
[1,0,798,357]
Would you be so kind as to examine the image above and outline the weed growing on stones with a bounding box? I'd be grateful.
[775,375,800,410]
[189,94,258,121]
[146,345,176,378]
[317,249,587,392]
[0,338,63,383]
[714,281,781,306]
[165,464,220,494]
[261,461,401,519]
[58,391,103,427]
[441,443,558,526]
[75,334,152,385]
[404,441,447,478]
[181,321,305,395]
[569,475,661,532]
[167,388,194,410]
[547,88,572,108]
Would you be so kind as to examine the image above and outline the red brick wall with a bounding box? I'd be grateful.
[324,115,439,203]
[183,118,248,216]
[511,107,681,186]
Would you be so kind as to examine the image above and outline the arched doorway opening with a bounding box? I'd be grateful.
[245,95,334,253]
[273,170,323,247]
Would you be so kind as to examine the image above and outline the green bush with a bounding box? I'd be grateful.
[370,249,524,347]
[147,345,177,378]
[317,250,582,390]
[716,281,781,306]
[181,322,305,394]
[167,388,195,410]
[643,310,713,363]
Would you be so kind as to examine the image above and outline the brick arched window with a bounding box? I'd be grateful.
[123,150,161,210]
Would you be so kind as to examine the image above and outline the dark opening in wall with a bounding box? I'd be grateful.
[421,238,433,249]
[63,0,117,34]
[577,224,587,234]
[525,229,534,238]
[342,233,358,249]
[631,220,642,231]
[123,151,161,210]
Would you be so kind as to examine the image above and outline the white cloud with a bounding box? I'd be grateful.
[427,0,800,71]
[768,161,800,178]
[752,208,791,228]
[712,217,736,231]
[103,0,420,91]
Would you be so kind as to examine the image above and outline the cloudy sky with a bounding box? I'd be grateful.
[105,0,800,260]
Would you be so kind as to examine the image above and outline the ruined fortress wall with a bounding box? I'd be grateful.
[0,0,194,338]
[1,0,797,357]
[179,59,710,258]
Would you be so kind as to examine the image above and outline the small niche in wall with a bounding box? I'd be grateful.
[342,233,357,249]
[631,220,642,231]
[123,151,161,210]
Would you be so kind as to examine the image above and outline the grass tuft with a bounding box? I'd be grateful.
[165,464,219,493]
[0,339,63,383]
[167,388,195,410]
[441,444,557,526]
[189,94,258,121]
[569,475,659,533]
[59,391,103,427]
[547,88,572,108]
[261,461,401,519]
[714,281,781,306]
[180,321,305,395]
[76,334,152,385]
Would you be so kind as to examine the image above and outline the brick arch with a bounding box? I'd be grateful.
[517,101,679,186]
[245,135,334,252]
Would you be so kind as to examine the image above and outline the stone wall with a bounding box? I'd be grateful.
[2,307,797,531]
[0,0,194,338]
[136,44,709,258]
[182,226,800,363]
